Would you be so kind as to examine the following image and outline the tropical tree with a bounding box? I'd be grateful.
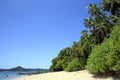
[80,30,90,59]
[102,0,120,16]
[49,47,72,71]
[84,3,114,44]
[65,58,85,72]
[102,0,120,23]
[88,3,115,27]
[86,20,120,74]
[50,0,120,72]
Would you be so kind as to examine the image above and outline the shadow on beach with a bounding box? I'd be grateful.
[92,73,120,80]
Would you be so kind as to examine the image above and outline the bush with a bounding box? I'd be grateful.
[65,58,85,72]
[86,20,120,74]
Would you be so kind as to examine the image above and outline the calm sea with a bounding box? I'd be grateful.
[0,71,25,80]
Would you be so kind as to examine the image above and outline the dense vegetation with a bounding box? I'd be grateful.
[86,21,120,74]
[50,0,120,74]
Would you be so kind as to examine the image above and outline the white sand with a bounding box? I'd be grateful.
[14,70,113,80]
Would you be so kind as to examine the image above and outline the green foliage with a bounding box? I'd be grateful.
[102,0,120,18]
[65,58,85,72]
[49,41,88,71]
[86,20,120,74]
[49,47,72,71]
[50,0,120,73]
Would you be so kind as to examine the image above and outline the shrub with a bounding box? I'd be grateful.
[65,58,85,72]
[86,20,120,74]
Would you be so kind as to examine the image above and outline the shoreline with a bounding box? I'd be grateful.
[13,70,114,80]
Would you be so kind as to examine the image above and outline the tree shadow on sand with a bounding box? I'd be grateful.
[92,73,120,80]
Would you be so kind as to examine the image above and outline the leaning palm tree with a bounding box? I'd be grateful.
[88,3,115,26]
[84,15,111,44]
[102,0,120,16]
[102,0,120,23]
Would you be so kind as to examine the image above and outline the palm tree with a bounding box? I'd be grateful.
[88,4,115,26]
[85,17,111,44]
[80,30,90,59]
[84,3,114,43]
[102,0,120,16]
[84,17,94,29]
[71,42,81,58]
[88,4,101,17]
[102,0,120,23]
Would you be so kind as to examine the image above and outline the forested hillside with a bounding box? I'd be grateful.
[50,0,120,74]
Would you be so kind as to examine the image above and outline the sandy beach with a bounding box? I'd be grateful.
[13,70,114,80]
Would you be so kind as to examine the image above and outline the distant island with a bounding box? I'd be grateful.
[0,66,49,72]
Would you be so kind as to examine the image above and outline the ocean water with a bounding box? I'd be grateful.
[0,71,24,80]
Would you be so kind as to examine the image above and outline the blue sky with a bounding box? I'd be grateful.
[0,0,101,69]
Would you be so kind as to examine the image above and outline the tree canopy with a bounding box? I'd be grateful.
[49,0,120,73]
[86,20,120,74]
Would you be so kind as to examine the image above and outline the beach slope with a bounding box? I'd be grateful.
[14,70,113,80]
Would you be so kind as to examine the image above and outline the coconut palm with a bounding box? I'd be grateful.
[88,3,115,26]
[84,17,94,29]
[102,0,120,23]
[102,0,120,16]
